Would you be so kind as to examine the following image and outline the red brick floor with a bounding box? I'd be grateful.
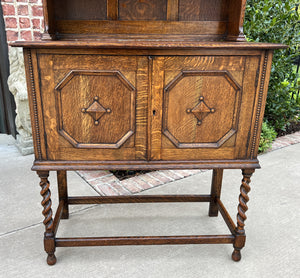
[77,131,300,196]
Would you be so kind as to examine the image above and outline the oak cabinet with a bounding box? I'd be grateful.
[37,53,146,161]
[27,49,266,167]
[12,0,286,265]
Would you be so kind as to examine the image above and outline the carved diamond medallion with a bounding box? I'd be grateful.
[186,96,215,125]
[82,96,111,125]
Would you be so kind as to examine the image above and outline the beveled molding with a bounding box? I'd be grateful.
[32,159,261,171]
[163,70,242,148]
[55,70,136,149]
[25,49,42,159]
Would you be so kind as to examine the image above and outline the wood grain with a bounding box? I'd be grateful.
[54,0,107,20]
[107,0,119,20]
[37,53,147,161]
[167,0,179,21]
[13,41,287,50]
[209,169,223,217]
[179,0,227,21]
[55,20,227,36]
[20,1,286,265]
[119,0,167,20]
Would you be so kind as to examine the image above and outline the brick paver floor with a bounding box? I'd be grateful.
[77,131,300,196]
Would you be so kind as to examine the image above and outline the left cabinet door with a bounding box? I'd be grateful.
[30,50,148,161]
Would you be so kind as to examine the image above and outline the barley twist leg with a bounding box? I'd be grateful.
[232,169,255,262]
[38,171,56,265]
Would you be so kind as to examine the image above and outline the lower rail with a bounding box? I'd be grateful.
[55,235,235,247]
[217,199,236,234]
[68,195,211,204]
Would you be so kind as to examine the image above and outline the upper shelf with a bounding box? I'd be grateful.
[42,0,248,42]
[11,38,287,50]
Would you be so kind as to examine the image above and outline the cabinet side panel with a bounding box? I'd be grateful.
[23,49,47,160]
[234,55,261,159]
[249,51,274,158]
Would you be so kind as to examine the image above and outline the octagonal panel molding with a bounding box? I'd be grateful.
[163,70,242,148]
[55,70,136,149]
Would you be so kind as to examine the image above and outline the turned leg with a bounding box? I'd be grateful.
[57,170,69,219]
[208,169,224,217]
[37,171,56,265]
[232,168,255,262]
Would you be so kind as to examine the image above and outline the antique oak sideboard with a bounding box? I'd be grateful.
[12,0,286,265]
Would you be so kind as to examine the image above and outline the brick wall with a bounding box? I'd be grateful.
[1,0,44,43]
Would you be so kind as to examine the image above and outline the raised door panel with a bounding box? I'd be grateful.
[56,70,135,149]
[37,52,148,161]
[150,55,261,161]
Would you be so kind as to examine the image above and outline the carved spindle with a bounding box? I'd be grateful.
[232,169,255,262]
[38,171,56,265]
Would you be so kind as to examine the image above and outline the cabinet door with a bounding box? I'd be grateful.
[150,55,261,161]
[37,53,148,161]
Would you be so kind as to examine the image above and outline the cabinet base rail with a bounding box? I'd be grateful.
[51,197,237,248]
[55,235,235,247]
[39,168,255,265]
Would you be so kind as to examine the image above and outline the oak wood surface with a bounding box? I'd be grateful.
[119,0,167,21]
[55,235,235,247]
[31,159,260,171]
[13,40,287,50]
[26,47,274,165]
[179,0,227,21]
[54,0,107,20]
[41,0,249,41]
[19,0,286,265]
[57,171,68,219]
[209,169,224,217]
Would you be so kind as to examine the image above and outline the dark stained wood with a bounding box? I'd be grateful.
[167,0,179,21]
[57,171,68,219]
[31,159,261,171]
[226,0,247,41]
[12,40,287,50]
[56,235,235,247]
[53,200,64,236]
[232,169,255,262]
[39,0,270,43]
[55,20,227,36]
[107,0,119,20]
[119,0,167,21]
[179,0,227,21]
[42,0,55,40]
[209,169,223,217]
[17,0,286,265]
[53,0,107,20]
[68,195,212,205]
[37,170,56,265]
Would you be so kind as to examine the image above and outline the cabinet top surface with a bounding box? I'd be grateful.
[11,39,287,50]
